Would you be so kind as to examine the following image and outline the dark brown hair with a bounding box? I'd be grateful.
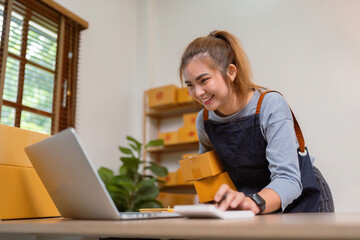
[179,30,261,102]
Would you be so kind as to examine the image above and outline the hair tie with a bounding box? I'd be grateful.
[209,30,217,38]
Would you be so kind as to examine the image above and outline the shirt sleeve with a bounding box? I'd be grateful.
[259,93,303,211]
[196,109,214,154]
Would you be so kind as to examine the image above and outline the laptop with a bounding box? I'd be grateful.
[24,128,180,220]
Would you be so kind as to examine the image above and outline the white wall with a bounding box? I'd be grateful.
[56,0,360,212]
[55,0,139,172]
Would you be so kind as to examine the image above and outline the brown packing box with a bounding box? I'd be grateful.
[179,150,224,182]
[158,171,178,186]
[182,112,197,128]
[158,131,178,145]
[181,153,199,160]
[159,169,193,187]
[157,192,196,207]
[0,165,60,219]
[194,172,237,203]
[148,85,178,108]
[177,87,193,104]
[0,124,60,219]
[178,126,198,144]
[0,124,49,167]
[176,169,194,186]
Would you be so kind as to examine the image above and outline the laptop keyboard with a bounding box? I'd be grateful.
[119,212,180,219]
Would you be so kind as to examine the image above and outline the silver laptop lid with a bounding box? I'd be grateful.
[25,128,120,220]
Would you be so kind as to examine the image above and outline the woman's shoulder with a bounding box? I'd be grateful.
[261,90,286,102]
[259,90,293,122]
[196,108,205,126]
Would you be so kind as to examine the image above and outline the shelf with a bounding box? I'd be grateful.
[146,102,202,118]
[143,89,200,196]
[147,141,199,153]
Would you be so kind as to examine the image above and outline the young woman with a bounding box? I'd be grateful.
[179,30,334,214]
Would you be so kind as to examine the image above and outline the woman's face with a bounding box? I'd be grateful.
[184,59,237,115]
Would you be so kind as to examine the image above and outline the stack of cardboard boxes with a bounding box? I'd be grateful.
[158,153,198,187]
[157,153,198,207]
[0,124,60,220]
[147,84,199,145]
[179,150,237,203]
[156,192,196,208]
[157,112,198,146]
[147,84,193,109]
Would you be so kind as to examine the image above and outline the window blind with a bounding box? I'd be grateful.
[0,0,87,134]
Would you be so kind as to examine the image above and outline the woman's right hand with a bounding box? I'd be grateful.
[214,184,261,214]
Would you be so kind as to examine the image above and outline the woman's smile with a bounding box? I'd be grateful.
[201,95,214,105]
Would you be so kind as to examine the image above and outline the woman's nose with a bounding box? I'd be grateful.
[194,85,205,98]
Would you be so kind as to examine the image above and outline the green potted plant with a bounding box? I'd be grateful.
[98,136,168,212]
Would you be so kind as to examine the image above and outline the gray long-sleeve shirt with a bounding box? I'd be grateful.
[196,90,303,211]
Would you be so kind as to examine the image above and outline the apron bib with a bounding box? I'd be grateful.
[203,90,320,213]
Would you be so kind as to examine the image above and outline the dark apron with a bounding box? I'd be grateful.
[203,90,321,213]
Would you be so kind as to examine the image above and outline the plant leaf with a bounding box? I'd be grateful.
[113,175,133,184]
[119,165,128,176]
[129,143,138,152]
[134,179,159,203]
[136,178,157,188]
[120,157,140,172]
[98,167,114,185]
[142,174,156,179]
[120,157,140,165]
[106,184,130,212]
[118,146,134,156]
[145,139,164,149]
[126,136,142,151]
[144,165,168,177]
[119,165,137,180]
[110,191,129,212]
[117,180,137,192]
[107,184,130,197]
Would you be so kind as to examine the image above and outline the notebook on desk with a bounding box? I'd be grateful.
[25,128,180,220]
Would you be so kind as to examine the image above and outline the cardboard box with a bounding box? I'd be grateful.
[176,169,194,186]
[178,126,198,143]
[194,172,237,203]
[0,124,49,167]
[158,131,178,145]
[0,165,60,220]
[159,169,194,187]
[177,87,193,104]
[159,171,178,186]
[157,192,197,207]
[0,124,60,220]
[148,85,178,108]
[183,112,198,128]
[179,150,224,182]
[181,153,199,160]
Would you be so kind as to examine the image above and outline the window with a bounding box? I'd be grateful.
[0,0,87,134]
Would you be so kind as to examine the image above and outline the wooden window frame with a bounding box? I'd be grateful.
[0,0,88,134]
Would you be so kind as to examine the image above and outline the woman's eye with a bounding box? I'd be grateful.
[186,83,194,88]
[200,78,209,84]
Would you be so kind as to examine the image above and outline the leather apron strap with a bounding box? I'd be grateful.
[203,108,209,121]
[256,90,306,153]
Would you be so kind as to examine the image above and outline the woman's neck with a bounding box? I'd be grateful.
[215,89,255,117]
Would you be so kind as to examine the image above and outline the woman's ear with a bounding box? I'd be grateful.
[227,64,237,82]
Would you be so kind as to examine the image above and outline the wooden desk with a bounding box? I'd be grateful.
[1,213,360,240]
